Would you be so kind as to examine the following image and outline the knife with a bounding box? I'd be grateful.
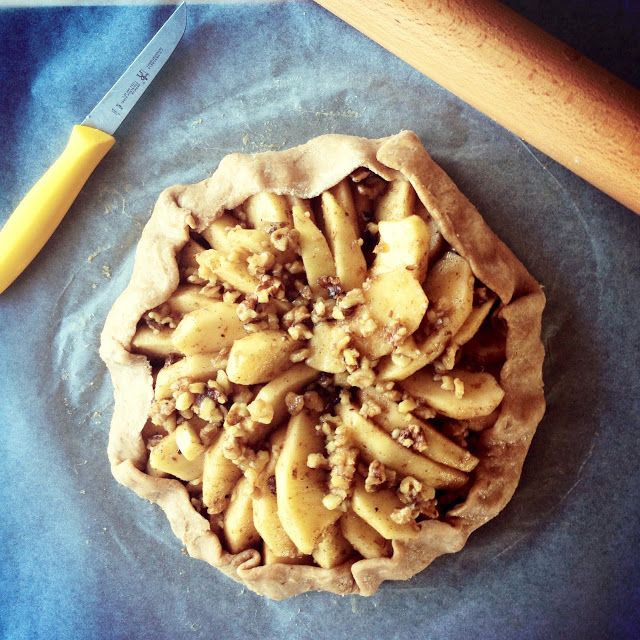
[0,2,187,295]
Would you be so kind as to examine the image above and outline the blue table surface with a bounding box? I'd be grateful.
[0,2,638,640]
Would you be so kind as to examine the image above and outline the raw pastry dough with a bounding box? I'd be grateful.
[100,131,545,599]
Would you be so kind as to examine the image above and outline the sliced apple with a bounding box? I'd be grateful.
[358,388,479,472]
[247,364,318,426]
[223,476,260,553]
[166,285,222,315]
[196,249,260,294]
[364,269,428,336]
[374,180,416,222]
[306,322,349,373]
[321,190,366,290]
[253,428,301,558]
[338,406,468,489]
[200,214,237,249]
[402,369,505,420]
[202,436,242,514]
[172,304,246,355]
[351,477,419,540]
[275,411,341,554]
[244,191,291,229]
[292,205,336,293]
[340,510,392,559]
[312,523,354,569]
[371,215,431,281]
[131,326,175,359]
[148,430,204,481]
[227,331,299,385]
[155,353,227,400]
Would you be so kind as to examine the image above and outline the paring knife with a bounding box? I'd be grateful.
[0,2,187,295]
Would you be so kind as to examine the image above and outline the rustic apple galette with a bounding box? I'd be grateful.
[100,131,545,599]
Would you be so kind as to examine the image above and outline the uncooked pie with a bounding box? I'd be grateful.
[100,131,545,599]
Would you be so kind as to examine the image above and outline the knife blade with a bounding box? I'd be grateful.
[0,2,187,295]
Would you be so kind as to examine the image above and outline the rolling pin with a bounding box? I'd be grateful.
[313,0,640,215]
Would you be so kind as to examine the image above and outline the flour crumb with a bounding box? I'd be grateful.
[191,118,203,127]
[242,133,250,146]
[102,264,112,279]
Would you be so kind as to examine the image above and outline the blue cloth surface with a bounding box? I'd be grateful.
[0,2,638,639]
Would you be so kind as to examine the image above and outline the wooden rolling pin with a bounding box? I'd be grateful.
[314,0,640,215]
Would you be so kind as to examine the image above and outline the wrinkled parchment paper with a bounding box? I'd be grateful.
[1,2,638,639]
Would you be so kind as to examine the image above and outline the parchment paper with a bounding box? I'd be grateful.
[0,2,638,639]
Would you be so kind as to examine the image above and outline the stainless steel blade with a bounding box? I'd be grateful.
[82,2,186,135]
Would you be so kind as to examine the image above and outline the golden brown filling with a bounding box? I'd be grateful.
[132,171,507,568]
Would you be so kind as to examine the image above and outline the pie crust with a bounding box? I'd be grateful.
[100,131,545,599]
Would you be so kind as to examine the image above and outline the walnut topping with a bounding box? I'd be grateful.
[392,477,438,524]
[346,357,376,389]
[287,324,313,341]
[145,305,177,331]
[322,417,358,510]
[270,226,299,253]
[247,251,276,276]
[391,423,427,453]
[256,274,284,303]
[364,460,396,493]
[359,398,382,418]
[383,321,408,347]
[338,288,365,310]
[317,275,344,299]
[307,452,330,470]
[247,398,274,424]
[285,392,305,416]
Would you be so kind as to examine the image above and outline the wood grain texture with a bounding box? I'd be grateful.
[314,0,640,215]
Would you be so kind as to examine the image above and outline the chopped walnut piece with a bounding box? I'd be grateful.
[390,505,419,525]
[346,357,376,389]
[287,324,313,341]
[453,377,465,399]
[256,274,284,303]
[149,398,177,430]
[270,226,299,253]
[364,460,395,493]
[359,398,382,418]
[146,305,177,331]
[247,251,276,276]
[285,392,305,416]
[322,418,358,510]
[391,423,428,453]
[338,288,365,310]
[317,275,344,299]
[222,289,243,304]
[303,391,324,413]
[307,452,330,470]
[382,321,409,347]
[248,398,275,424]
[440,375,455,392]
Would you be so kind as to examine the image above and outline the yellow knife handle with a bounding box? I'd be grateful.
[0,124,115,294]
